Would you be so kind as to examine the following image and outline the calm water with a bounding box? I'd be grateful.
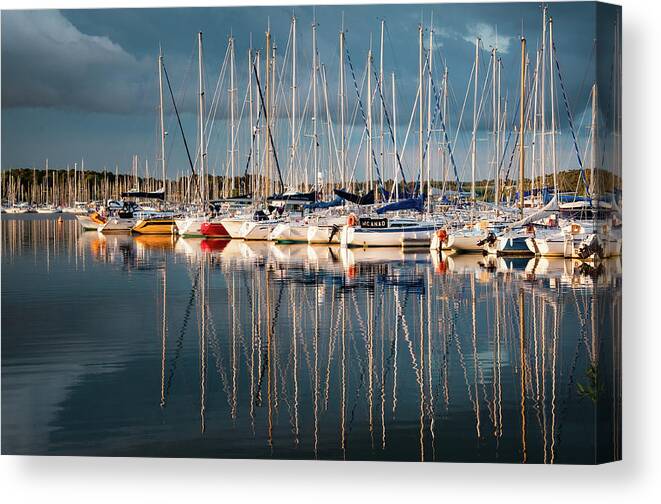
[1,214,621,463]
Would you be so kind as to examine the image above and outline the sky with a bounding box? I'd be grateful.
[1,2,620,184]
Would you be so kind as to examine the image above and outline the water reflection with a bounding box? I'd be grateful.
[1,216,621,463]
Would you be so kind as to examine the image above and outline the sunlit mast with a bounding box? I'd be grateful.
[519,36,527,217]
[197,32,207,205]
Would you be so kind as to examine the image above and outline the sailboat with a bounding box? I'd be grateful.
[132,45,178,236]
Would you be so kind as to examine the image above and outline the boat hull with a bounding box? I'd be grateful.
[447,232,486,253]
[340,225,433,248]
[220,217,247,238]
[239,221,278,241]
[99,217,135,232]
[270,222,309,243]
[200,221,230,238]
[132,217,177,235]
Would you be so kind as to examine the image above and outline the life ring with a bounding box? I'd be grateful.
[347,213,358,227]
[436,228,448,244]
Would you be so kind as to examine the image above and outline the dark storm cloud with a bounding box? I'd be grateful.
[1,10,152,114]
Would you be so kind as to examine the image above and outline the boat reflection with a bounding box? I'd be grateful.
[1,218,621,462]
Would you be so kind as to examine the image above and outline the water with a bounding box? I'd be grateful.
[1,214,621,463]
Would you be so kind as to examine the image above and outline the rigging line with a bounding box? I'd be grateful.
[422,52,462,188]
[252,59,285,194]
[370,62,408,188]
[552,41,589,192]
[162,60,200,201]
[344,39,384,191]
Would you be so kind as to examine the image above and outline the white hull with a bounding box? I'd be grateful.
[307,224,342,244]
[340,225,433,248]
[239,220,279,241]
[526,236,565,257]
[446,231,486,252]
[220,217,248,238]
[176,217,204,237]
[270,222,309,243]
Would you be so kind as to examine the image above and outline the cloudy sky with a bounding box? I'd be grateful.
[1,2,619,183]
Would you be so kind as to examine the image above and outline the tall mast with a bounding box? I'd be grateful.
[339,25,346,188]
[158,46,167,193]
[427,23,433,211]
[471,37,479,203]
[248,44,254,197]
[197,32,206,204]
[590,82,598,199]
[549,17,558,193]
[290,15,297,188]
[379,19,385,194]
[519,36,526,217]
[442,66,449,194]
[418,25,424,198]
[264,27,271,199]
[541,6,547,194]
[531,49,539,204]
[493,49,499,210]
[367,44,373,193]
[229,35,236,196]
[255,50,261,198]
[392,72,398,200]
[312,18,318,193]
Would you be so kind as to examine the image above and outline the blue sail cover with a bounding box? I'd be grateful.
[375,196,424,214]
[304,197,344,210]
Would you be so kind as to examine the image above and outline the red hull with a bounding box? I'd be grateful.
[200,221,230,238]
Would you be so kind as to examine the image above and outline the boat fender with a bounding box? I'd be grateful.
[435,228,448,244]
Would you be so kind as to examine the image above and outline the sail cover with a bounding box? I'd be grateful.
[304,197,344,210]
[375,196,424,214]
[334,189,375,205]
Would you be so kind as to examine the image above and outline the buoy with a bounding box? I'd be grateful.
[436,228,448,244]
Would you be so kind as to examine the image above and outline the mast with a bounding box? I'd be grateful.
[442,65,449,195]
[158,46,167,193]
[312,18,318,193]
[229,35,236,196]
[290,15,297,188]
[496,57,502,212]
[531,48,540,205]
[339,25,346,188]
[392,72,398,200]
[541,6,547,195]
[264,27,271,199]
[418,25,424,198]
[248,44,254,197]
[367,44,373,193]
[590,82,598,199]
[471,37,479,203]
[379,19,385,196]
[427,23,433,211]
[549,17,558,194]
[197,32,206,204]
[519,36,526,217]
[492,48,497,208]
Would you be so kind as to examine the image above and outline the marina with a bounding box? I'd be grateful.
[1,2,621,465]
